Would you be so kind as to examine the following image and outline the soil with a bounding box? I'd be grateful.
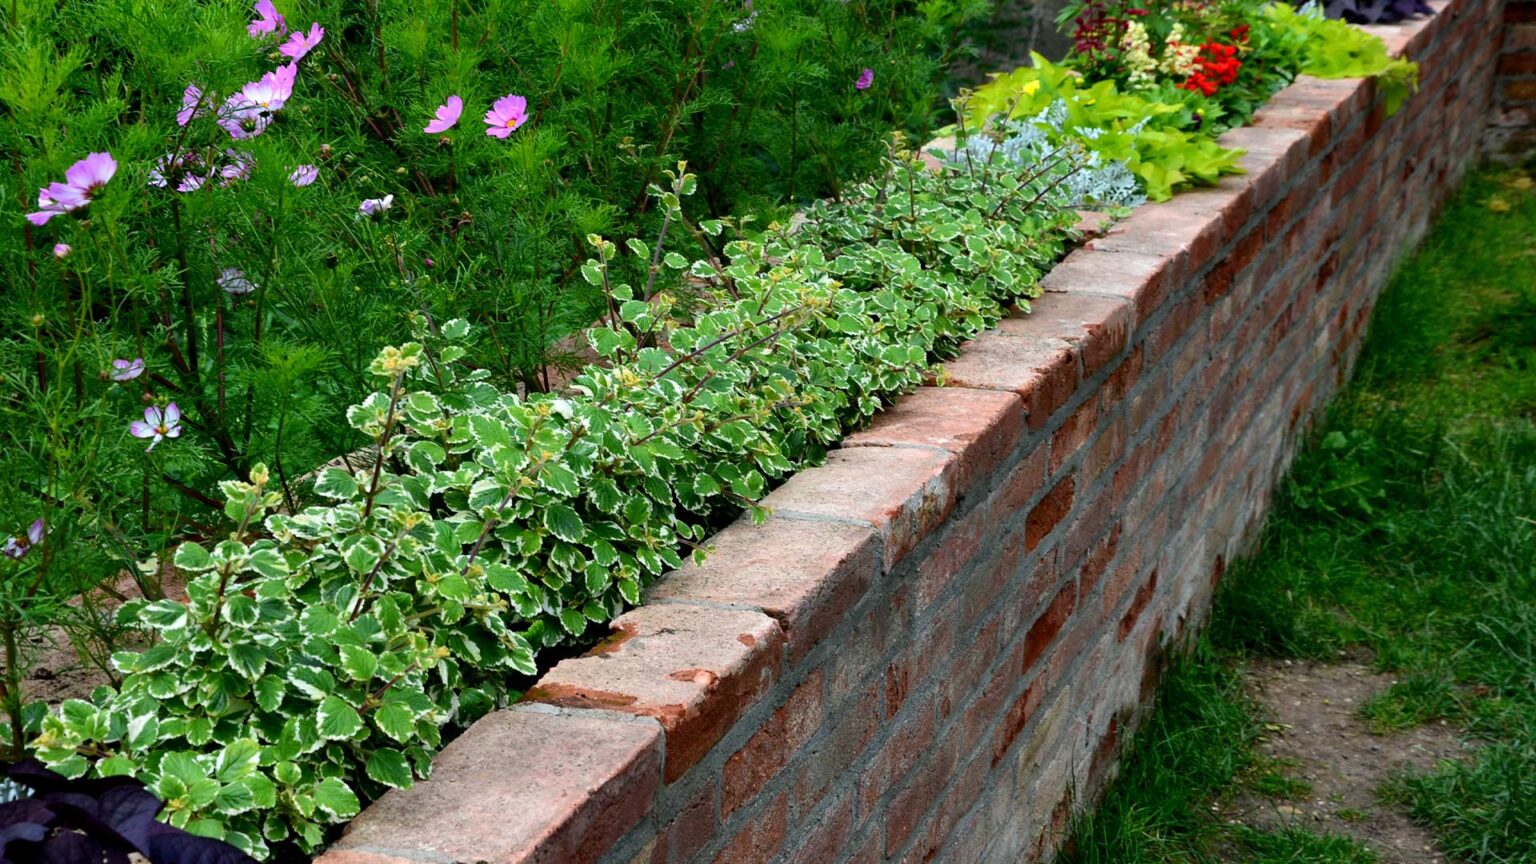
[1224,658,1476,864]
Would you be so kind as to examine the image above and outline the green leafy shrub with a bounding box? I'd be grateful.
[32,146,1080,856]
[0,0,985,744]
[954,54,1246,200]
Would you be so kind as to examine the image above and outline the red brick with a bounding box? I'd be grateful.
[786,794,855,864]
[650,783,719,864]
[1118,569,1160,642]
[941,329,1081,431]
[1040,247,1174,324]
[992,680,1043,767]
[1025,474,1075,551]
[795,691,881,815]
[1004,291,1133,378]
[884,740,956,854]
[1050,394,1098,474]
[525,605,783,783]
[712,793,788,864]
[1499,53,1536,73]
[316,853,419,864]
[764,446,955,572]
[992,445,1049,517]
[1023,581,1077,672]
[1087,203,1221,282]
[327,708,661,864]
[857,695,937,816]
[914,505,987,613]
[846,387,1025,495]
[722,669,826,817]
[647,517,877,667]
[1078,523,1122,600]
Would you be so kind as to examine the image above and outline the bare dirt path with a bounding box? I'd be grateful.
[1224,659,1476,864]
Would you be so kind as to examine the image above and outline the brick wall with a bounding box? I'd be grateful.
[316,3,1504,862]
[1489,0,1536,157]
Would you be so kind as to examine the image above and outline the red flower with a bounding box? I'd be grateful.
[1180,73,1218,96]
[1230,23,1250,41]
[1183,41,1242,93]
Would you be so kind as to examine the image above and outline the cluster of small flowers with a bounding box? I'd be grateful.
[1158,23,1202,77]
[1119,21,1158,88]
[1180,38,1243,96]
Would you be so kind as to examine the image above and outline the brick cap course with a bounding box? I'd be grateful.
[321,707,662,864]
[524,603,784,783]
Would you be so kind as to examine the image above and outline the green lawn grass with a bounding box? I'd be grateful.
[1057,165,1536,864]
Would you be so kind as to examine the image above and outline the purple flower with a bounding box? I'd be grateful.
[289,164,319,187]
[26,152,116,225]
[178,84,209,127]
[3,520,45,561]
[424,95,463,134]
[484,94,528,138]
[53,243,71,258]
[220,149,256,185]
[149,151,205,190]
[219,64,297,139]
[111,357,146,382]
[357,194,394,219]
[218,267,258,295]
[248,0,287,38]
[856,67,874,90]
[280,22,324,61]
[129,404,181,452]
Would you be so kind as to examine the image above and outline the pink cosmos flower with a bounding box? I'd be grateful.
[111,358,146,382]
[130,404,181,452]
[220,64,297,139]
[424,95,463,134]
[357,194,394,219]
[280,22,324,61]
[53,243,71,258]
[3,520,45,561]
[26,152,116,225]
[178,84,209,127]
[248,0,287,38]
[856,68,874,90]
[218,268,258,295]
[149,151,203,190]
[289,164,319,187]
[484,94,528,138]
[220,149,256,185]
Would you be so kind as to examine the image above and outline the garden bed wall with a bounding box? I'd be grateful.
[1488,0,1536,156]
[316,2,1503,862]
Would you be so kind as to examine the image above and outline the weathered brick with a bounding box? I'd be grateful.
[722,669,826,817]
[1025,474,1075,551]
[649,782,719,864]
[525,605,783,782]
[646,517,878,667]
[786,793,856,864]
[712,793,788,864]
[942,329,1081,431]
[1040,247,1174,324]
[1001,291,1133,379]
[1023,581,1077,672]
[794,690,882,815]
[325,708,662,864]
[764,446,956,572]
[846,387,1025,496]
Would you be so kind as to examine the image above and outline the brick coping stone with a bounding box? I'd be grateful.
[314,2,1494,860]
